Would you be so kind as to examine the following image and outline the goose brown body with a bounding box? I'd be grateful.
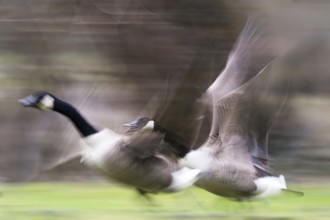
[80,128,178,192]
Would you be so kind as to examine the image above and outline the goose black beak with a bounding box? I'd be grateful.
[123,120,140,132]
[19,95,38,107]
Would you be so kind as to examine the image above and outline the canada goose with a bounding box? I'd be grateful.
[182,63,291,200]
[180,22,307,200]
[19,91,201,194]
[125,20,303,200]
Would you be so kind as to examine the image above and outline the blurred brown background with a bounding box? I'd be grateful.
[0,0,329,183]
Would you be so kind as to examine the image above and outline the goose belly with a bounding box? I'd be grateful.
[85,147,176,191]
[80,129,178,191]
[194,162,257,199]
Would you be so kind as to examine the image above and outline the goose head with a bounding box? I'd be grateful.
[123,117,154,132]
[19,91,55,111]
[19,91,97,137]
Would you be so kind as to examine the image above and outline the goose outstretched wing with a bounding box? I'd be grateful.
[151,18,274,152]
[151,36,221,148]
[202,18,278,173]
[207,18,273,97]
[213,62,287,171]
[209,33,326,175]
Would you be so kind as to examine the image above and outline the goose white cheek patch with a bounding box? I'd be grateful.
[38,95,54,110]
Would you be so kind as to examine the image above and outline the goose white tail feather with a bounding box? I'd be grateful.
[165,167,201,192]
[252,175,287,199]
[181,147,213,171]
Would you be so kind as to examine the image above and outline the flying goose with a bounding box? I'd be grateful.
[182,62,290,200]
[187,30,325,200]
[19,91,201,193]
[125,19,303,200]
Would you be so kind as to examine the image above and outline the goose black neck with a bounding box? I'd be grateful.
[52,98,98,137]
[153,123,189,158]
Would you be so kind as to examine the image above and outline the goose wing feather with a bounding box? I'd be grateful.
[207,18,273,98]
[152,18,273,149]
[214,34,326,172]
[203,19,280,173]
[140,34,224,149]
[213,62,286,169]
[204,18,275,148]
[126,131,165,159]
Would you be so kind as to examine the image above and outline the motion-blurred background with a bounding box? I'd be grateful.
[0,0,329,185]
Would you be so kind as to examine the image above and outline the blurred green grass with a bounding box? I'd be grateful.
[0,182,329,220]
